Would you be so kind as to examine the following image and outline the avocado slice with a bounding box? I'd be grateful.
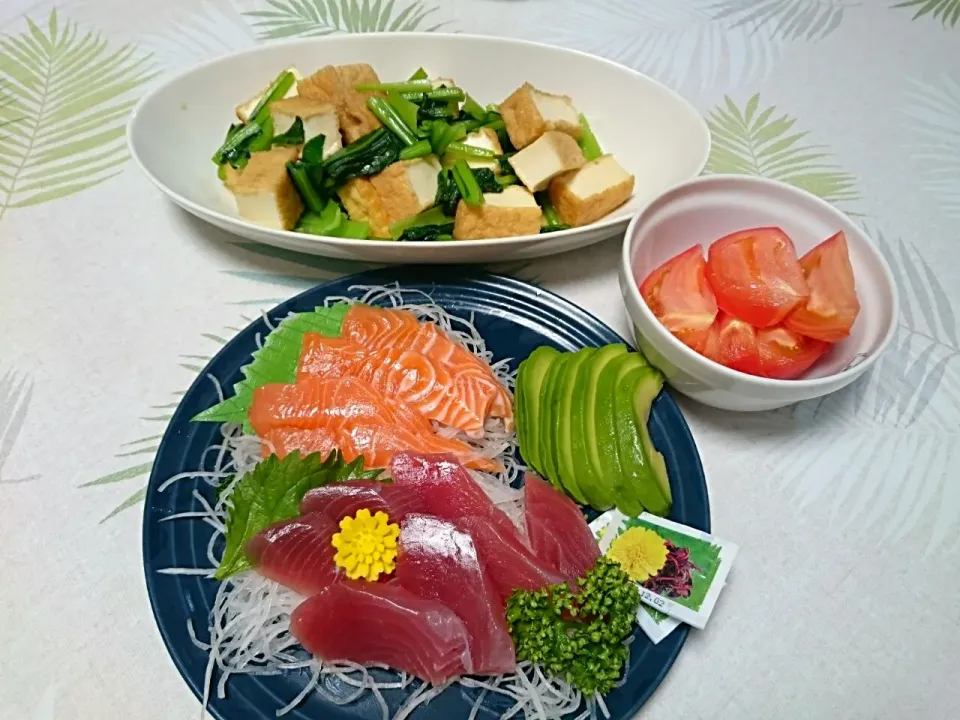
[516,346,560,474]
[613,364,672,516]
[630,367,672,516]
[554,348,598,507]
[536,352,569,493]
[596,353,649,516]
[576,344,628,509]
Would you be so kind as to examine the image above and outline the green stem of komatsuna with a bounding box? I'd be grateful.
[408,67,428,81]
[578,113,603,161]
[249,71,296,127]
[286,161,326,213]
[444,141,497,159]
[462,94,487,122]
[367,97,419,146]
[385,91,420,133]
[452,159,484,207]
[496,173,518,187]
[212,123,261,164]
[398,140,432,161]
[356,79,431,93]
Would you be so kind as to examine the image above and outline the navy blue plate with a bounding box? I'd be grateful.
[143,267,710,720]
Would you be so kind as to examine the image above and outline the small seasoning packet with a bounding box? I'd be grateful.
[589,512,681,643]
[592,510,738,631]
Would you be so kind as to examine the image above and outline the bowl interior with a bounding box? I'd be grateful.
[628,177,896,379]
[129,33,709,237]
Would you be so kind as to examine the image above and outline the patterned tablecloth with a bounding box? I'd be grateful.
[2,1,959,718]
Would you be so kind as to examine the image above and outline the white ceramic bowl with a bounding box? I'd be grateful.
[128,33,710,264]
[619,175,899,411]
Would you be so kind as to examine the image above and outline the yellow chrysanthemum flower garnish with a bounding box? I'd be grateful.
[607,526,669,582]
[331,508,400,582]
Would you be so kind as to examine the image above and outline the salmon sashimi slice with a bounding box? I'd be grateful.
[523,473,601,582]
[300,481,428,524]
[291,581,472,683]
[245,512,342,596]
[298,333,490,437]
[342,305,514,427]
[340,420,501,472]
[249,377,397,436]
[454,514,564,603]
[261,427,337,460]
[297,335,368,378]
[398,515,516,675]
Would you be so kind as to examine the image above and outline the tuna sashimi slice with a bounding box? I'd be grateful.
[291,581,471,684]
[454,515,564,603]
[300,481,428,524]
[245,512,341,596]
[398,515,516,675]
[389,453,509,520]
[523,473,601,582]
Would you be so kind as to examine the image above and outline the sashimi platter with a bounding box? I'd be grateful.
[144,269,718,720]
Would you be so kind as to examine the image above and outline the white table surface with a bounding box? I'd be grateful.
[2,1,960,718]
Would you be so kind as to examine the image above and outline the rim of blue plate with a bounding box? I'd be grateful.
[142,266,710,720]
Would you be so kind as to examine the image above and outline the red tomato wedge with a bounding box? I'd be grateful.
[785,231,860,342]
[706,227,810,328]
[639,245,718,352]
[701,313,762,375]
[756,326,830,379]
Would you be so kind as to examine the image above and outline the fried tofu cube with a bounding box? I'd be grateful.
[236,67,302,123]
[462,128,503,174]
[453,185,542,240]
[268,97,342,158]
[338,177,391,238]
[370,156,442,226]
[299,63,383,144]
[223,146,302,230]
[500,82,582,149]
[509,131,586,192]
[548,154,635,227]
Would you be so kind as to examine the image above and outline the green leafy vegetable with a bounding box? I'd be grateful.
[193,304,350,428]
[462,94,487,122]
[367,97,419,146]
[445,141,497,159]
[332,219,371,239]
[356,79,431,93]
[496,173,518,188]
[389,205,450,239]
[408,67,429,81]
[505,557,640,697]
[287,161,327,213]
[386,91,421,134]
[537,192,570,233]
[301,134,327,164]
[399,223,455,242]
[296,200,342,235]
[435,168,461,216]
[471,168,503,194]
[322,128,403,187]
[399,140,433,161]
[248,116,275,153]
[452,160,484,207]
[216,450,382,580]
[578,114,603,161]
[249,70,296,127]
[272,117,305,146]
[212,123,262,166]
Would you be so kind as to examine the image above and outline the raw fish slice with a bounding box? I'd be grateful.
[341,421,501,472]
[300,481,428,523]
[291,581,472,683]
[523,473,601,581]
[245,512,341,596]
[261,427,337,460]
[455,514,564,602]
[398,515,516,674]
[249,377,396,436]
[296,334,367,379]
[390,453,510,519]
[343,305,514,426]
[353,347,487,437]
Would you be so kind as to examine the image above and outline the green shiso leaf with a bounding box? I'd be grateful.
[192,303,350,429]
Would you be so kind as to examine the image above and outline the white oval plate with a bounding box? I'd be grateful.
[128,33,710,264]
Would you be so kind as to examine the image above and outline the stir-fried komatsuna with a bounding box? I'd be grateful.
[215,64,637,241]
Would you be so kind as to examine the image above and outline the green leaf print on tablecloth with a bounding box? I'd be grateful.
[892,0,960,27]
[902,76,960,219]
[711,0,859,42]
[705,93,859,207]
[245,0,448,41]
[0,10,156,220]
[0,367,37,484]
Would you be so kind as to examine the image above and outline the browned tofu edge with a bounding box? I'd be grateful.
[549,169,635,227]
[453,201,542,240]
